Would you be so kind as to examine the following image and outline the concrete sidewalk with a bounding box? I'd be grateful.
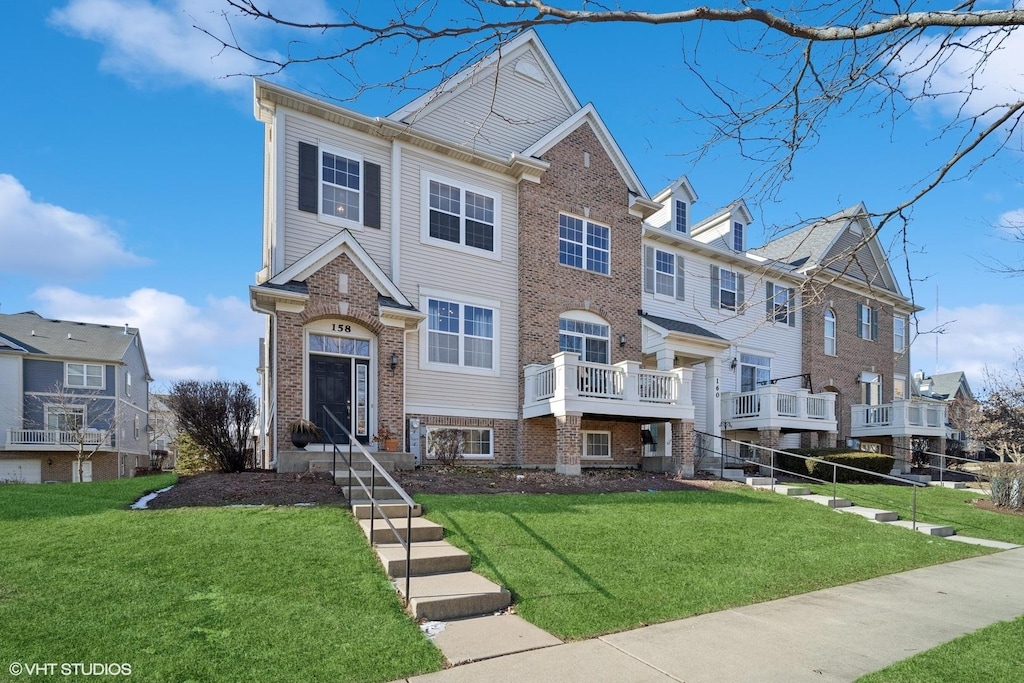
[400,547,1024,682]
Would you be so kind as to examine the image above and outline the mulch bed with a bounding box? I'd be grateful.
[139,468,737,508]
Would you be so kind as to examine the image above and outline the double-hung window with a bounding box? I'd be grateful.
[824,309,837,356]
[66,363,104,389]
[739,353,771,392]
[857,303,879,341]
[732,222,744,251]
[426,297,496,371]
[321,148,361,222]
[559,214,610,275]
[559,316,609,364]
[893,316,906,352]
[711,265,744,312]
[766,282,795,325]
[674,200,688,234]
[720,269,738,310]
[643,246,685,299]
[424,176,498,254]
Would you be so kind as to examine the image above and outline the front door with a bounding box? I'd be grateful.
[309,354,369,444]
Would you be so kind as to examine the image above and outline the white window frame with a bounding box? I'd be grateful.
[318,143,363,229]
[732,221,744,251]
[824,308,837,356]
[859,304,873,340]
[66,363,105,390]
[420,290,500,377]
[893,316,906,352]
[559,213,610,276]
[420,173,501,260]
[558,311,611,365]
[768,283,792,324]
[738,352,772,392]
[425,426,494,460]
[582,430,612,459]
[860,371,883,405]
[673,199,688,234]
[125,371,132,398]
[893,374,907,400]
[134,415,140,440]
[45,405,85,433]
[720,269,738,311]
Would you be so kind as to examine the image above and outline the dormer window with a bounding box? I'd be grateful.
[674,199,688,234]
[732,221,744,251]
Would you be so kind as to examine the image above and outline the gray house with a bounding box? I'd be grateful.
[0,312,151,483]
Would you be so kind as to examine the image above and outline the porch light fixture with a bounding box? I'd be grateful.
[618,334,627,347]
[47,458,53,467]
[389,353,399,371]
[730,357,738,370]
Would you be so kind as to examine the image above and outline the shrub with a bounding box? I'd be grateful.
[983,463,1024,510]
[780,448,896,483]
[426,429,464,466]
[174,433,214,475]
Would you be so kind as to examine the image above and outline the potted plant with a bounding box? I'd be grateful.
[287,418,321,449]
[373,423,400,452]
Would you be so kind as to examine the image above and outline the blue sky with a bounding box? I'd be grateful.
[1,1,1022,393]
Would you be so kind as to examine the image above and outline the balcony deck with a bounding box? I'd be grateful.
[5,429,115,451]
[523,352,694,421]
[849,400,947,438]
[722,386,837,433]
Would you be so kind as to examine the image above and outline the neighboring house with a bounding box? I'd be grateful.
[641,183,838,471]
[751,205,946,470]
[148,394,178,470]
[916,371,978,454]
[0,312,151,483]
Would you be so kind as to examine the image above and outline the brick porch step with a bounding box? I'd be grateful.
[397,571,511,621]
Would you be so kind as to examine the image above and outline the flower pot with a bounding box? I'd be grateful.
[291,433,311,449]
[383,437,399,452]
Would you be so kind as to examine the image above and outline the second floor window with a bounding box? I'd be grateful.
[321,149,361,222]
[739,353,771,392]
[559,316,609,364]
[428,179,496,252]
[893,316,906,352]
[824,308,837,356]
[559,214,610,275]
[711,265,745,312]
[427,299,495,370]
[857,303,879,341]
[767,282,795,325]
[66,363,103,389]
[720,269,738,310]
[644,246,685,299]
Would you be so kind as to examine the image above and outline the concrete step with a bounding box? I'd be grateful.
[359,517,444,544]
[842,506,899,522]
[721,469,747,482]
[754,484,810,496]
[397,571,511,621]
[944,535,1022,550]
[338,479,400,501]
[376,540,472,577]
[351,501,422,519]
[929,481,967,489]
[885,520,956,537]
[746,476,776,487]
[309,450,415,472]
[794,493,852,509]
[893,472,932,483]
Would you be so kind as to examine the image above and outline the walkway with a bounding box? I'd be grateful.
[399,547,1024,682]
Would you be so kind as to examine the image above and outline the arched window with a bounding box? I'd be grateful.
[824,308,837,356]
[558,311,610,364]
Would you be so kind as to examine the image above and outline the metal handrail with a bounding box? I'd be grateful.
[321,408,414,605]
[695,430,927,529]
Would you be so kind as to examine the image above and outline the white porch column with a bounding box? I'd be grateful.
[706,358,722,443]
[656,350,675,459]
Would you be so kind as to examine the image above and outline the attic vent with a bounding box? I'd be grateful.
[514,58,547,84]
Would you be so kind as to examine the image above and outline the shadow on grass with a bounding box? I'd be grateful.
[419,488,773,515]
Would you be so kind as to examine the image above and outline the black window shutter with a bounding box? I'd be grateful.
[710,265,720,308]
[298,142,318,214]
[363,162,381,229]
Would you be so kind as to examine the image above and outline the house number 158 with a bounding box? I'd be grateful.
[332,324,352,333]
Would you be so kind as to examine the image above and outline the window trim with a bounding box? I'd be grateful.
[66,362,105,390]
[893,374,908,401]
[45,404,86,432]
[558,311,611,365]
[582,430,612,459]
[420,173,502,260]
[732,221,744,252]
[824,308,837,356]
[673,199,688,234]
[318,143,364,229]
[720,268,739,311]
[558,212,610,276]
[644,246,685,301]
[858,302,879,341]
[766,282,795,326]
[419,290,500,377]
[425,426,494,460]
[893,316,906,352]
[125,371,132,398]
[738,352,772,393]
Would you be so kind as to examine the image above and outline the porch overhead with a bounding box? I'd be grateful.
[849,399,947,438]
[640,313,730,361]
[523,352,694,421]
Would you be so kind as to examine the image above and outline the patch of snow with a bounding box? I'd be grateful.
[130,485,174,510]
[420,621,446,638]
[294,502,316,506]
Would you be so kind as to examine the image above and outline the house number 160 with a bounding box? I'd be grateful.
[332,324,352,333]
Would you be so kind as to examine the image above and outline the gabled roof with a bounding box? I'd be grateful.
[641,313,727,342]
[522,103,654,203]
[691,200,754,234]
[389,30,580,124]
[652,175,698,205]
[750,203,902,294]
[920,371,973,401]
[0,312,141,363]
[268,230,413,309]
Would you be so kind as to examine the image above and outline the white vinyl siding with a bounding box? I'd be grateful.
[396,49,574,159]
[281,111,391,270]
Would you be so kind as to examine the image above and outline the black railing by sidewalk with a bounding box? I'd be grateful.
[322,408,415,605]
[884,441,993,488]
[694,430,929,530]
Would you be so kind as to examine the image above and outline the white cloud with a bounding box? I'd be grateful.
[890,20,1024,119]
[32,286,263,383]
[50,0,265,91]
[0,174,146,279]
[997,208,1024,229]
[913,303,1024,392]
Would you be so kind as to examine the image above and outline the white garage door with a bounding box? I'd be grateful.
[0,459,42,484]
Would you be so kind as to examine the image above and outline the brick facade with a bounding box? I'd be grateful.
[409,414,519,465]
[517,122,646,469]
[273,252,405,455]
[0,451,119,482]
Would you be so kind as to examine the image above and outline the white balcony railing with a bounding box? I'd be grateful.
[722,386,837,432]
[850,400,947,437]
[524,352,694,421]
[6,429,114,449]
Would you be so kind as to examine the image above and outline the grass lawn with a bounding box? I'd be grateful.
[0,475,443,683]
[858,614,1024,682]
[806,483,1024,545]
[417,488,991,640]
